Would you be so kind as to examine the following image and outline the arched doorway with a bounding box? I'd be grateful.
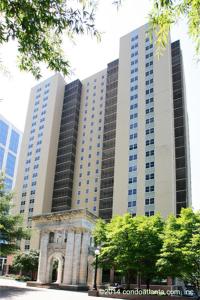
[52,259,59,282]
[47,253,64,284]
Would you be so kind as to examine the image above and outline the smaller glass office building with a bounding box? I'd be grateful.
[0,114,22,190]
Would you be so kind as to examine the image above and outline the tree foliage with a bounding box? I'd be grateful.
[149,0,200,57]
[93,213,164,287]
[93,209,200,291]
[0,177,30,256]
[12,250,39,280]
[0,0,101,79]
[157,208,200,292]
[1,0,199,79]
[114,0,200,56]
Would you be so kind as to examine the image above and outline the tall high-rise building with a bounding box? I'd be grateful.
[0,114,22,190]
[14,24,191,286]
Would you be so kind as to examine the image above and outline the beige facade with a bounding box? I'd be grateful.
[14,73,66,249]
[72,70,107,215]
[113,26,176,217]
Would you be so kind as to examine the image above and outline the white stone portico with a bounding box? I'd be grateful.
[32,209,97,289]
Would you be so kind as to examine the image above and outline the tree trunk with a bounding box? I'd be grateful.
[137,272,141,289]
[126,271,131,289]
[146,278,150,289]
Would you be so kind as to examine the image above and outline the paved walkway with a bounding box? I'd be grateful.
[0,279,110,300]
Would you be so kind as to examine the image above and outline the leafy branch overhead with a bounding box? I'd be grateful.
[0,0,101,79]
[112,0,200,57]
[0,1,199,79]
[149,0,200,56]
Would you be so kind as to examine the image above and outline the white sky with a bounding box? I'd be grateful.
[0,0,199,210]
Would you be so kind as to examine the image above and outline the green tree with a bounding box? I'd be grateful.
[0,0,101,79]
[93,218,107,247]
[149,0,200,56]
[93,213,164,288]
[157,208,200,292]
[12,250,39,280]
[114,0,200,56]
[0,177,30,256]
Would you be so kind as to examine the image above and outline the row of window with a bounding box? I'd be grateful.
[21,198,34,205]
[145,37,155,206]
[145,211,154,216]
[76,199,97,211]
[128,33,139,207]
[77,78,105,205]
[21,84,50,222]
[128,201,136,207]
[20,207,34,214]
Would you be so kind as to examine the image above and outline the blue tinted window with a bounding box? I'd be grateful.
[5,153,16,177]
[0,146,4,169]
[0,120,9,145]
[4,177,13,191]
[9,130,20,153]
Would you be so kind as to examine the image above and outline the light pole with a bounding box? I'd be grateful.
[93,248,100,290]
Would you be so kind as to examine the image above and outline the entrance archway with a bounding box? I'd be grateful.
[52,259,59,282]
[47,253,64,284]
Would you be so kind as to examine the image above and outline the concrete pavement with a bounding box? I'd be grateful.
[0,278,110,300]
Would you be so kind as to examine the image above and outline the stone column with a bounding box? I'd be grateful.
[72,231,82,285]
[79,231,90,285]
[97,268,103,286]
[37,232,49,283]
[110,268,115,284]
[56,258,63,284]
[87,255,94,288]
[62,230,75,285]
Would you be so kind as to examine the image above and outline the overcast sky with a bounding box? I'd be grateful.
[0,0,199,210]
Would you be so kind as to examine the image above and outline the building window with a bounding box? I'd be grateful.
[5,153,16,177]
[49,232,54,243]
[0,120,8,145]
[9,130,20,154]
[0,147,4,169]
[4,177,13,190]
[146,211,154,217]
